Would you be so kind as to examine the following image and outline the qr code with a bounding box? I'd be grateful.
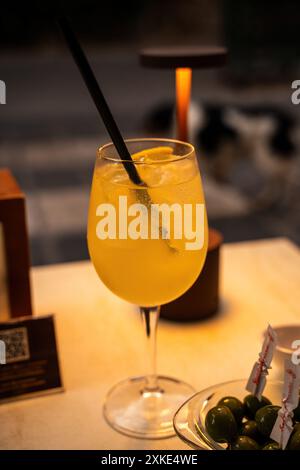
[0,327,30,364]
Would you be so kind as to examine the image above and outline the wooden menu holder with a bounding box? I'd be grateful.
[0,170,63,403]
[0,169,32,319]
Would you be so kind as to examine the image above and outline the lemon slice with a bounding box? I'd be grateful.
[132,146,174,162]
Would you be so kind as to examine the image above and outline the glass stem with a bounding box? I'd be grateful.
[140,305,160,392]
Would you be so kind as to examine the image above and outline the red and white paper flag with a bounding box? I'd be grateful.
[246,325,277,400]
[270,361,300,449]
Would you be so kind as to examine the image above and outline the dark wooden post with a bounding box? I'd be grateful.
[0,169,32,318]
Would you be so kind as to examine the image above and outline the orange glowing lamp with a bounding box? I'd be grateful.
[176,67,192,142]
[140,46,227,142]
[139,46,228,322]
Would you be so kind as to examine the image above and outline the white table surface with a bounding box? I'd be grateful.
[1,238,300,450]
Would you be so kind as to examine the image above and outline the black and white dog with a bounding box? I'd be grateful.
[144,102,298,208]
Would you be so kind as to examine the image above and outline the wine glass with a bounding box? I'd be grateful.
[87,138,208,438]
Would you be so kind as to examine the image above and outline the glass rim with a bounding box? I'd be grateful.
[97,138,195,164]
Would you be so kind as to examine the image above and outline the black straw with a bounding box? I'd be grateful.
[57,16,143,186]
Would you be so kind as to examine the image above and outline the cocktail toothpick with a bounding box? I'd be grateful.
[246,324,278,400]
[271,361,300,449]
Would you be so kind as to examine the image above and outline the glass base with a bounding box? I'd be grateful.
[103,375,195,439]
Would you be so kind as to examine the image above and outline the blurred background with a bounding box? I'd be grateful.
[0,0,300,265]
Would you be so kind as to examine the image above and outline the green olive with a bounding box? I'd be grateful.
[205,406,238,443]
[240,420,265,444]
[243,395,272,419]
[287,430,300,450]
[292,423,300,433]
[255,405,280,437]
[287,423,300,450]
[293,399,300,422]
[262,442,281,450]
[218,396,244,423]
[231,436,260,450]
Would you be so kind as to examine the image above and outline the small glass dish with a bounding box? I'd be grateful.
[173,379,283,450]
[272,325,300,374]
